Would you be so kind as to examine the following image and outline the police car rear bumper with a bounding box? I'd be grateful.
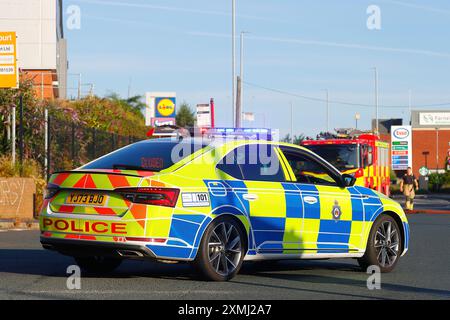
[41,237,157,260]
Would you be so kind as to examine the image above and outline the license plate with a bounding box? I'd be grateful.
[66,193,108,206]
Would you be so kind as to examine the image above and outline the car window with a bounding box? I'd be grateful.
[81,139,207,172]
[305,144,360,171]
[216,149,245,180]
[281,149,339,186]
[217,144,285,182]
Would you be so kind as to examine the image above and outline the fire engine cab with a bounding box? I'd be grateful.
[302,130,390,196]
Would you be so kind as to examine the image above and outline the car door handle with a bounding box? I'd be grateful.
[243,194,258,201]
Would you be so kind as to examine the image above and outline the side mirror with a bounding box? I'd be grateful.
[342,174,356,187]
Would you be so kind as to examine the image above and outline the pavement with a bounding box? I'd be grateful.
[0,220,39,231]
[0,214,449,300]
[391,194,450,213]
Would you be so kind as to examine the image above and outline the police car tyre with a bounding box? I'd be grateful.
[358,215,402,273]
[195,216,246,281]
[74,256,122,273]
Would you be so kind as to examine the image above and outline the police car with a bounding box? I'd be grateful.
[40,135,409,281]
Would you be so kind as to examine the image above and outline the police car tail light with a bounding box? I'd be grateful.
[117,188,180,207]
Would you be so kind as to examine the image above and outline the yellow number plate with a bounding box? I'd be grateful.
[66,193,108,206]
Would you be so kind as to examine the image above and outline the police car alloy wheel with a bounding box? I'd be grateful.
[75,256,122,273]
[358,215,402,273]
[195,216,246,281]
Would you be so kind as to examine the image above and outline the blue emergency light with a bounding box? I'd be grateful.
[206,128,273,141]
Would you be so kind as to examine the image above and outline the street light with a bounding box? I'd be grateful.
[355,112,361,129]
[240,31,250,115]
[231,0,236,127]
[372,67,379,134]
[290,102,294,143]
[324,89,329,132]
[408,89,412,125]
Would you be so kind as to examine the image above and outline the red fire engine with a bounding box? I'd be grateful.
[302,131,391,196]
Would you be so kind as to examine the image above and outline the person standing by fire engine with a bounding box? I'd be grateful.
[400,167,419,210]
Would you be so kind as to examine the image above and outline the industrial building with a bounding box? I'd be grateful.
[0,0,67,99]
[411,110,450,175]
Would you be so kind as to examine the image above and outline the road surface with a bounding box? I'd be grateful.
[392,194,450,212]
[0,214,449,300]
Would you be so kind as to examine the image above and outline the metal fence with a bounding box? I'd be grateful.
[47,116,140,177]
[0,114,141,179]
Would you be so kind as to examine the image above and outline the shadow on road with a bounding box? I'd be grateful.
[1,249,449,299]
[239,260,450,299]
[0,249,197,280]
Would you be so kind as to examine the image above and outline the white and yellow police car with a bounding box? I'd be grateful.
[40,135,409,281]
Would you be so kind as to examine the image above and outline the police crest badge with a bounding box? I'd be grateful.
[332,200,342,221]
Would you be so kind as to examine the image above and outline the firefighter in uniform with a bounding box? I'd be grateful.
[400,167,419,210]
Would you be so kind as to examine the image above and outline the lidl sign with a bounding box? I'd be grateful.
[145,92,177,127]
[0,31,18,89]
[155,97,176,118]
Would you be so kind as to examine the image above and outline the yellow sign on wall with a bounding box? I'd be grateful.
[0,31,18,89]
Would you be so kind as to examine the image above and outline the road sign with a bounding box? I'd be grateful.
[0,31,18,89]
[391,126,412,171]
[242,112,255,122]
[196,103,212,128]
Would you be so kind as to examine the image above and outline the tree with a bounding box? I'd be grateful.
[176,102,195,128]
[281,134,305,145]
[106,93,146,116]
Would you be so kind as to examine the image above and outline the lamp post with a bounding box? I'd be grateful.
[408,89,412,125]
[325,89,329,132]
[372,67,379,134]
[231,0,236,127]
[436,128,439,172]
[290,102,294,143]
[240,31,250,119]
[355,112,361,130]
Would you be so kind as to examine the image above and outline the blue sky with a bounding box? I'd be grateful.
[64,0,450,137]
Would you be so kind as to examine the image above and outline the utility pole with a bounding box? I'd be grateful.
[231,0,236,127]
[44,108,48,180]
[77,73,82,100]
[11,104,16,165]
[408,89,412,125]
[373,67,379,134]
[236,76,242,128]
[325,89,330,132]
[128,77,132,99]
[290,102,294,143]
[355,112,361,130]
[436,128,439,172]
[240,31,249,118]
[19,95,24,175]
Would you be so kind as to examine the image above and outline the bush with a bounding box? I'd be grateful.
[1,79,148,170]
[443,171,450,185]
[428,173,446,192]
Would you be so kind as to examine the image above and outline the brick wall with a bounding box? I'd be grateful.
[21,69,58,99]
[412,129,450,176]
